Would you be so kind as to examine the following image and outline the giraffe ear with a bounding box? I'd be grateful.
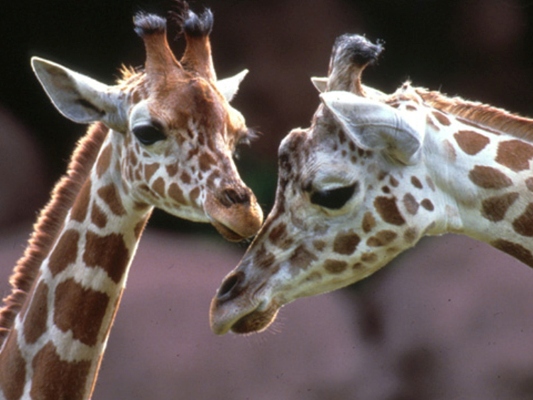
[311,77,328,93]
[320,91,424,165]
[216,69,249,102]
[31,57,126,131]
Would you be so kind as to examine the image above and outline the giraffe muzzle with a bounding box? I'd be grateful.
[210,270,280,335]
[205,186,263,241]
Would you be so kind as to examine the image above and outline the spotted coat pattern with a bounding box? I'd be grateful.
[210,34,533,336]
[0,8,262,400]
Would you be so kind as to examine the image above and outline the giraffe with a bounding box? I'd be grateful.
[209,33,533,335]
[0,5,263,399]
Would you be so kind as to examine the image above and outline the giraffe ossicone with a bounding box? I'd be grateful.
[210,33,533,335]
[0,4,262,399]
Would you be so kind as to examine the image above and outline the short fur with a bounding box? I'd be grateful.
[417,88,533,141]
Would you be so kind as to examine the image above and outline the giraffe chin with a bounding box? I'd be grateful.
[210,220,247,242]
[228,303,280,334]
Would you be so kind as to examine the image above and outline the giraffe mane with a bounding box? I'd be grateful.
[416,88,533,141]
[0,122,108,346]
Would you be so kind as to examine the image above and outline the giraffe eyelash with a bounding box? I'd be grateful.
[241,127,260,145]
[234,128,260,159]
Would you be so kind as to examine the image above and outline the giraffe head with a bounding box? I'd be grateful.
[210,34,442,334]
[31,8,263,241]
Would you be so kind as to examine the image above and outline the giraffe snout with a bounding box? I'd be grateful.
[204,184,263,242]
[210,269,280,335]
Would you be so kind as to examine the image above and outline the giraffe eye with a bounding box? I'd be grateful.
[310,183,358,210]
[132,124,166,145]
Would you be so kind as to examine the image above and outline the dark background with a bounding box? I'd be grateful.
[2,0,533,233]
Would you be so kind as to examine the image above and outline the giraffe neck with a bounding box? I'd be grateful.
[0,123,152,400]
[420,104,533,264]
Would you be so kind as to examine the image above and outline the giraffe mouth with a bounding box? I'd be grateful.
[210,297,280,335]
[210,220,246,242]
[229,303,280,334]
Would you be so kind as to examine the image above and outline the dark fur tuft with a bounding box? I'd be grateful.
[184,8,214,37]
[133,13,167,37]
[333,34,384,67]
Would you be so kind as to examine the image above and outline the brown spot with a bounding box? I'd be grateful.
[427,114,439,130]
[144,163,159,181]
[54,278,110,346]
[0,331,26,400]
[97,184,125,216]
[389,176,399,187]
[151,177,166,198]
[403,193,419,215]
[30,341,91,400]
[454,130,490,155]
[374,196,406,225]
[23,281,49,344]
[180,171,191,185]
[305,271,322,282]
[83,231,130,283]
[382,186,391,194]
[289,245,318,270]
[361,252,378,264]
[49,230,80,276]
[367,230,398,247]
[496,140,533,172]
[199,151,216,172]
[404,227,418,243]
[432,110,451,126]
[313,240,326,251]
[96,143,113,178]
[469,165,512,189]
[420,199,434,211]
[71,179,91,222]
[513,203,533,236]
[166,163,179,177]
[377,171,388,181]
[269,223,287,244]
[492,239,533,267]
[189,187,200,205]
[442,139,457,162]
[91,203,108,228]
[206,170,221,188]
[526,177,533,192]
[411,176,423,189]
[333,231,361,255]
[169,182,186,204]
[362,212,376,233]
[187,146,200,160]
[426,176,436,191]
[254,245,276,269]
[128,149,138,168]
[482,192,519,222]
[324,259,348,274]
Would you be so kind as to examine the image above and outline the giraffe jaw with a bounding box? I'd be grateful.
[210,220,247,242]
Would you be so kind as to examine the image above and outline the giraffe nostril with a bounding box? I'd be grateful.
[217,271,244,301]
[221,188,250,207]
